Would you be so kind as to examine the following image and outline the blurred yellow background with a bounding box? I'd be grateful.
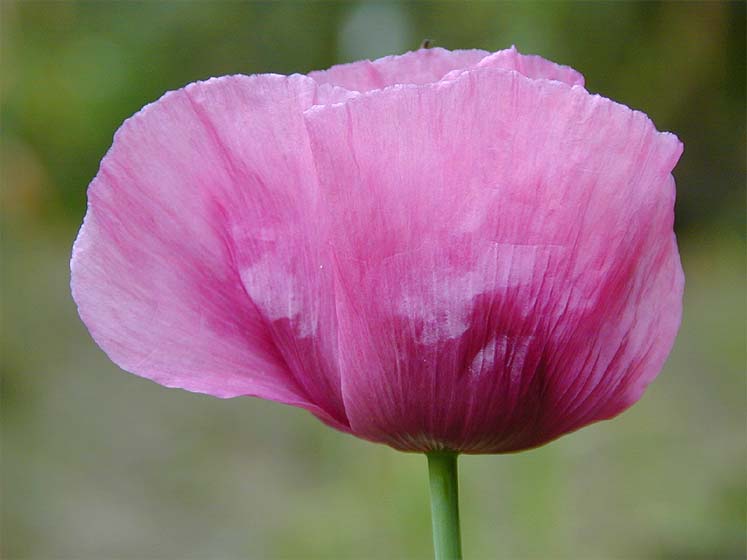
[2,2,745,559]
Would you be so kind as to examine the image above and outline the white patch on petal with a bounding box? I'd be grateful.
[470,334,534,378]
[239,253,316,338]
[469,336,498,377]
[508,335,532,382]
[397,244,559,346]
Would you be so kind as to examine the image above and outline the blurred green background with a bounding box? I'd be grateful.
[2,1,745,559]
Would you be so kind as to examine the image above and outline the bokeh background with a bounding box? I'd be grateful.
[2,1,745,559]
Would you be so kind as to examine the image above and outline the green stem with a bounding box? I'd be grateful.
[427,452,462,560]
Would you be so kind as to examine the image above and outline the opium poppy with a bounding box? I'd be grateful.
[72,47,683,559]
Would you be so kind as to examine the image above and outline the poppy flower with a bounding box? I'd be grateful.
[71,46,683,558]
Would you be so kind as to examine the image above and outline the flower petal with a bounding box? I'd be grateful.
[304,67,682,452]
[72,74,348,430]
[308,47,489,92]
[474,45,584,86]
[308,46,583,94]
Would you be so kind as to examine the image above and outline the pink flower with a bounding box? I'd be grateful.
[71,47,683,454]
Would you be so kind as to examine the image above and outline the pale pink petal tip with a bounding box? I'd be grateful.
[309,45,585,93]
[477,45,585,87]
[309,47,490,93]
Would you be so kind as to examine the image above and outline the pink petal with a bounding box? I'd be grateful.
[71,74,349,430]
[309,47,489,92]
[475,45,585,86]
[304,66,682,453]
[309,46,583,94]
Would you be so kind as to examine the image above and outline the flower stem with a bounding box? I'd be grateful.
[427,451,462,560]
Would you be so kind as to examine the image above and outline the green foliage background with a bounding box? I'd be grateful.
[2,2,745,558]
